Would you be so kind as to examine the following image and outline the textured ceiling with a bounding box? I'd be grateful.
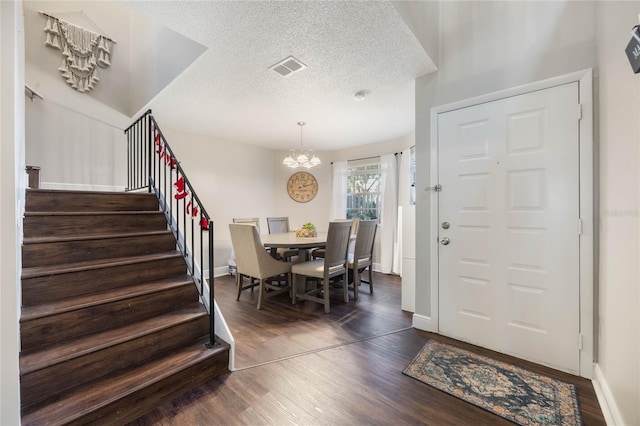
[125,1,436,151]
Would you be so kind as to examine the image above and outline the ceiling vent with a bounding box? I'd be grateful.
[269,56,307,77]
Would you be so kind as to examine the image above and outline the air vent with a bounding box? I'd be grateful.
[269,56,307,77]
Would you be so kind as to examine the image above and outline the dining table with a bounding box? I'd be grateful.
[261,232,327,261]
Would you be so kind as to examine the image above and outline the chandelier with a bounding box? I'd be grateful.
[282,121,321,169]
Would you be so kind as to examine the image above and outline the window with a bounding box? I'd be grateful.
[346,161,381,221]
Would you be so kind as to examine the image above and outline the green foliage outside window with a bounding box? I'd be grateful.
[347,164,381,222]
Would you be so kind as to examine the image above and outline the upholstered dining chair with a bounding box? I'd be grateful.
[231,217,262,282]
[291,221,352,313]
[229,223,291,309]
[348,220,378,299]
[266,216,298,261]
[233,217,261,231]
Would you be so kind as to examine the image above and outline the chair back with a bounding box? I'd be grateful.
[323,221,353,273]
[353,220,377,263]
[229,223,285,279]
[267,217,290,234]
[350,217,360,237]
[233,217,260,233]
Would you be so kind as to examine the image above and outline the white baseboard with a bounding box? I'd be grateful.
[592,363,625,426]
[412,313,437,332]
[40,182,126,192]
[213,266,231,278]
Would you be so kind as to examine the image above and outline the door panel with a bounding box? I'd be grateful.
[438,82,580,373]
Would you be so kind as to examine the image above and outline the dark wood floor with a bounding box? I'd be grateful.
[131,273,605,425]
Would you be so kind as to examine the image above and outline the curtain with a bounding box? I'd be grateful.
[379,154,397,274]
[329,160,348,220]
[393,149,412,275]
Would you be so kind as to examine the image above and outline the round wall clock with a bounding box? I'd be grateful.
[287,171,318,203]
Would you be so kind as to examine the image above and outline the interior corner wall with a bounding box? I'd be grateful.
[0,0,24,423]
[391,0,439,67]
[414,0,597,321]
[595,2,640,424]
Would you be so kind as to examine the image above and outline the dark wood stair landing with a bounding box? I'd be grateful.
[20,189,229,425]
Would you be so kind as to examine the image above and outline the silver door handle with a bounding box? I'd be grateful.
[440,237,450,245]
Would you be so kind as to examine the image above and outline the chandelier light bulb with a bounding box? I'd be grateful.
[282,121,321,169]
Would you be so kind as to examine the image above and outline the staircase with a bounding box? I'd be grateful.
[20,189,229,425]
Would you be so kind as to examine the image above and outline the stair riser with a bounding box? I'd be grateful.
[64,348,229,426]
[22,233,177,268]
[22,256,187,306]
[26,191,159,212]
[21,285,198,351]
[23,213,168,238]
[21,314,210,409]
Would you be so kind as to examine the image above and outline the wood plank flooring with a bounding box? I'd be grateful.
[131,273,605,425]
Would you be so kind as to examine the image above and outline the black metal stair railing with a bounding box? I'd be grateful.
[124,109,217,348]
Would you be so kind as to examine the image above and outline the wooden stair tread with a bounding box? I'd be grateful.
[21,251,183,279]
[24,210,162,217]
[23,229,172,245]
[26,189,153,196]
[20,302,208,374]
[21,275,194,321]
[21,338,229,425]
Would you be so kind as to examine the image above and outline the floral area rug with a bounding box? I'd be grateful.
[403,340,582,425]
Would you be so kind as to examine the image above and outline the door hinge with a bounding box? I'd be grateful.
[578,334,584,351]
[426,184,442,192]
[578,218,583,235]
[577,103,582,121]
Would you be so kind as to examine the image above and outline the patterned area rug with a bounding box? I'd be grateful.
[403,340,582,425]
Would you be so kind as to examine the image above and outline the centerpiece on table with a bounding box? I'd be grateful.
[295,222,317,238]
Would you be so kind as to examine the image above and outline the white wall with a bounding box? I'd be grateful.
[158,129,412,273]
[595,2,640,424]
[161,128,277,271]
[332,132,414,162]
[391,1,439,68]
[0,1,25,423]
[23,0,206,118]
[273,152,332,233]
[412,1,639,423]
[414,0,596,323]
[25,99,127,191]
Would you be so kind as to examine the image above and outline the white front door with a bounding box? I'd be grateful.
[437,82,580,374]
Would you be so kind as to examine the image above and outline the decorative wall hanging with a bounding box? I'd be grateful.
[41,11,116,93]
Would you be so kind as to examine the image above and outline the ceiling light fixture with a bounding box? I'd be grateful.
[282,121,321,169]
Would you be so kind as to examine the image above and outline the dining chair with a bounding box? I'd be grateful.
[233,217,261,232]
[291,221,352,313]
[266,216,289,233]
[348,220,378,299]
[231,217,262,283]
[229,223,292,309]
[266,216,298,261]
[311,217,359,259]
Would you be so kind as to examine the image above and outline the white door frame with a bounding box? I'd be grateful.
[425,69,594,379]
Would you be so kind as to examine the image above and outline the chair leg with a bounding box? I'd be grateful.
[368,266,373,294]
[257,278,265,310]
[352,268,359,300]
[235,273,242,301]
[342,272,349,303]
[292,274,297,304]
[323,278,330,313]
